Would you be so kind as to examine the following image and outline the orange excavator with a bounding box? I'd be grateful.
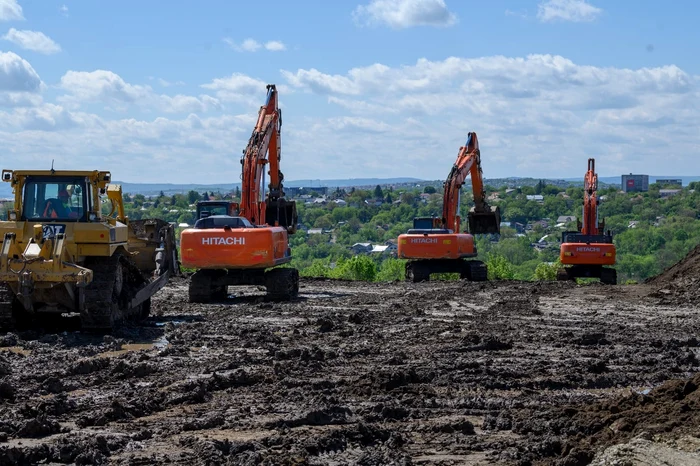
[180,84,299,302]
[398,132,500,282]
[558,158,616,284]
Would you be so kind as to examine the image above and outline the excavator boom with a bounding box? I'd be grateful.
[443,133,501,235]
[240,84,297,232]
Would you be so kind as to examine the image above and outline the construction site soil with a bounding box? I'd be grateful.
[2,250,700,465]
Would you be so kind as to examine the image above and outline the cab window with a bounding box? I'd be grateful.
[22,178,88,221]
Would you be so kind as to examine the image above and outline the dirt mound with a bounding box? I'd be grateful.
[511,372,700,465]
[646,244,700,304]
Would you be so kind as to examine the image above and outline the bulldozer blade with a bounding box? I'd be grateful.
[467,206,501,235]
[265,199,298,234]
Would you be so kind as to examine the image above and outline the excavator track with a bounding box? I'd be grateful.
[81,253,151,331]
[406,262,429,283]
[600,267,617,285]
[189,270,214,304]
[463,260,488,282]
[265,268,299,300]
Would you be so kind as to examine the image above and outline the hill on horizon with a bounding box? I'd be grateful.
[2,175,699,199]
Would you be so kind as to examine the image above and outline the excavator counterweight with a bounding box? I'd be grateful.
[398,132,500,282]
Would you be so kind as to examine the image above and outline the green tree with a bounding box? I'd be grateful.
[374,185,384,199]
[535,180,546,195]
[423,186,437,194]
[376,258,405,281]
[487,253,515,280]
[534,261,561,280]
[187,190,201,204]
[313,215,333,229]
[400,192,416,205]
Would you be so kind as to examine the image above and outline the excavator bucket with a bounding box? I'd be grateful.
[265,199,298,234]
[467,205,501,235]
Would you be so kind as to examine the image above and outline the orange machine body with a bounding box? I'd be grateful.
[397,132,499,283]
[398,232,476,260]
[180,226,290,270]
[560,241,616,266]
[181,84,299,303]
[557,158,617,284]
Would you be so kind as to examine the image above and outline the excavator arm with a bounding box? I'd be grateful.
[239,84,297,233]
[441,132,500,234]
[581,158,602,235]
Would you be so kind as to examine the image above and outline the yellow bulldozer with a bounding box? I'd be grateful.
[0,169,179,331]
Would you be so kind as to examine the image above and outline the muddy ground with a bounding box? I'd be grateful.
[1,275,700,465]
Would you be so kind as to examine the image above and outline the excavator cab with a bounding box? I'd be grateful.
[467,205,501,235]
[196,200,239,219]
[412,217,442,230]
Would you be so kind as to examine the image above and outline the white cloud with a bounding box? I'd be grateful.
[158,94,222,114]
[224,37,260,52]
[0,51,43,92]
[537,0,602,23]
[353,0,457,29]
[157,78,185,87]
[201,73,270,104]
[224,37,287,52]
[0,111,257,182]
[505,9,528,19]
[8,103,86,131]
[0,91,41,107]
[280,54,700,179]
[0,0,23,21]
[58,70,221,114]
[2,28,62,54]
[60,70,150,103]
[60,4,68,17]
[1,54,699,183]
[265,40,286,52]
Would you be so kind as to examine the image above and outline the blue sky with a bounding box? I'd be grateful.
[0,0,698,183]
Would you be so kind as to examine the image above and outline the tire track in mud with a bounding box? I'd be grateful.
[1,277,699,465]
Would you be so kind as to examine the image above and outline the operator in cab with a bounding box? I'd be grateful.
[43,188,78,219]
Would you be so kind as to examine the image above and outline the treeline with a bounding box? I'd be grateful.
[116,181,700,284]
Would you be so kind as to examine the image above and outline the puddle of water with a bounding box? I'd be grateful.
[98,336,169,358]
[0,346,31,356]
[156,321,183,327]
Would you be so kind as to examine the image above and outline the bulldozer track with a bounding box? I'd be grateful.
[0,282,14,330]
[81,252,151,331]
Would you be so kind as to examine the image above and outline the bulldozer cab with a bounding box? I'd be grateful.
[21,176,88,222]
